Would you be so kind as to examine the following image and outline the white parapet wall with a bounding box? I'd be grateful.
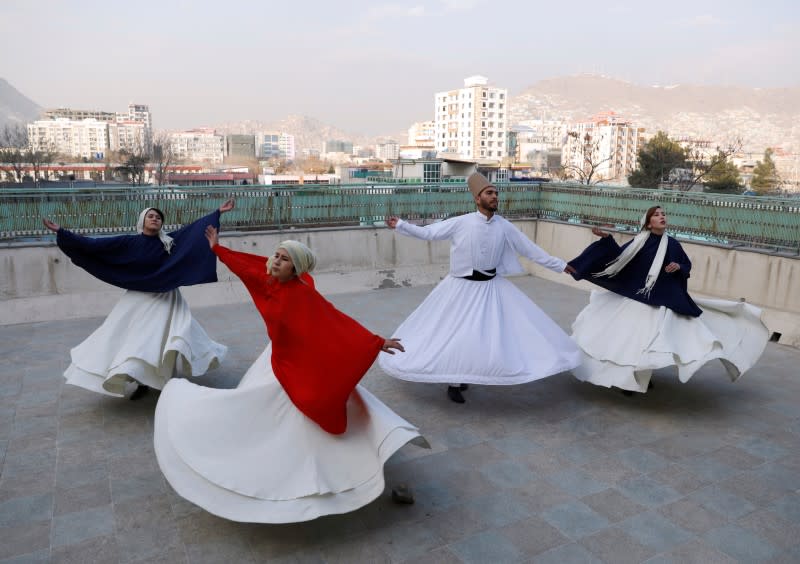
[1,220,798,347]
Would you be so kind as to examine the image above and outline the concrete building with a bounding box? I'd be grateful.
[562,111,643,184]
[323,139,354,155]
[168,129,225,164]
[375,140,400,161]
[225,134,256,159]
[28,118,110,160]
[256,132,295,160]
[434,75,508,161]
[30,104,153,159]
[407,121,435,146]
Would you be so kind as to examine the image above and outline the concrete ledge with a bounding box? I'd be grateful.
[1,220,798,347]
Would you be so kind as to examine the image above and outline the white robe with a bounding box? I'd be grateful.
[154,345,424,523]
[380,213,581,385]
[64,289,227,396]
[571,291,769,392]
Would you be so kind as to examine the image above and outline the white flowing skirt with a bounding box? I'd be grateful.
[63,290,228,397]
[379,275,581,385]
[154,344,424,523]
[571,291,769,393]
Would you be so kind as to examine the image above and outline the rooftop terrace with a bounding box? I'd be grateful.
[1,276,799,563]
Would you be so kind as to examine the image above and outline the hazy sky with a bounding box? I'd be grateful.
[2,0,798,135]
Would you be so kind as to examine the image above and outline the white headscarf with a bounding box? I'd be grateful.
[268,240,317,276]
[136,208,174,254]
[593,208,669,298]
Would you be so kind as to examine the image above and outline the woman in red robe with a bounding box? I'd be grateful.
[153,227,425,523]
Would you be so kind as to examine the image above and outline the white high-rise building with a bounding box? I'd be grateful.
[375,140,400,161]
[30,103,153,159]
[168,129,225,164]
[279,133,296,161]
[562,112,643,184]
[28,118,109,159]
[434,76,508,161]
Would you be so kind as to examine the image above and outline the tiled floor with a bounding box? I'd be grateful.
[1,276,798,563]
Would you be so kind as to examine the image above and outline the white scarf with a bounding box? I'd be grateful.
[594,212,668,298]
[136,208,174,254]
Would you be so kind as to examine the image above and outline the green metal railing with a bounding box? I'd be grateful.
[1,183,799,254]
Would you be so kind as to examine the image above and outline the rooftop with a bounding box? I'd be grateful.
[2,276,798,562]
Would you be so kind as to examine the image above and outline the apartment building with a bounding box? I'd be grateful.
[30,103,153,158]
[562,112,642,183]
[168,129,225,164]
[434,76,508,161]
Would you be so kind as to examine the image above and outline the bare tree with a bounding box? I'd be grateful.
[673,137,744,192]
[0,124,29,183]
[0,124,57,184]
[559,131,614,185]
[28,142,58,183]
[115,137,150,185]
[151,132,175,186]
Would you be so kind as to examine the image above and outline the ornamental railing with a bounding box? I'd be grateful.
[1,183,798,254]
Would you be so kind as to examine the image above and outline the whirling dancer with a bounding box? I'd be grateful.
[43,200,233,399]
[380,171,581,403]
[568,205,769,394]
[154,229,425,523]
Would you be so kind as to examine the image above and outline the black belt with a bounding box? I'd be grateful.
[462,268,496,281]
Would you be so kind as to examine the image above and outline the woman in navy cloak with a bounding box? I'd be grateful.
[567,205,768,393]
[42,200,234,399]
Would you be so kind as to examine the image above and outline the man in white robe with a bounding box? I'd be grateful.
[380,172,580,403]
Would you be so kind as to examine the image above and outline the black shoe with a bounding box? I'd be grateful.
[129,385,149,401]
[621,389,634,397]
[459,384,469,391]
[447,386,465,403]
[648,380,655,390]
[391,483,415,504]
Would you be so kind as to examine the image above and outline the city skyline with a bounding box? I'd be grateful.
[1,0,799,135]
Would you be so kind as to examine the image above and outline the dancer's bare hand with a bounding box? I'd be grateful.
[664,262,681,273]
[219,199,235,213]
[42,218,60,232]
[564,265,576,275]
[204,225,219,248]
[381,338,404,354]
[591,226,610,238]
[386,216,399,229]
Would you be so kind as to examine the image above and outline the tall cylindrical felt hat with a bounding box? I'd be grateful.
[467,172,494,198]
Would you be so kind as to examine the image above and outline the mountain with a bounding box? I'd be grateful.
[509,75,800,151]
[0,79,41,130]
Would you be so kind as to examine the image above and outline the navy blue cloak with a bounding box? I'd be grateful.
[56,210,221,293]
[568,233,702,317]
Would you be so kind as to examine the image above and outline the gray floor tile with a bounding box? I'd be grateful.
[498,515,568,556]
[0,494,52,528]
[449,530,525,564]
[581,488,646,523]
[705,524,780,561]
[544,467,608,498]
[532,542,604,564]
[51,505,115,548]
[0,521,50,560]
[614,475,682,508]
[580,527,657,564]
[617,511,694,552]
[690,484,756,519]
[541,500,610,540]
[50,534,118,564]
